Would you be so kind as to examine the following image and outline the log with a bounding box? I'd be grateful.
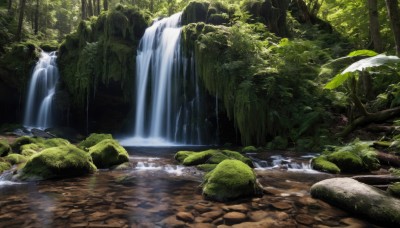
[376,151,400,167]
[351,175,400,185]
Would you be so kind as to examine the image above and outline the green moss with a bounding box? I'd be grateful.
[388,182,400,198]
[20,143,43,154]
[11,136,44,153]
[180,149,253,167]
[242,146,258,153]
[311,156,340,174]
[19,145,97,181]
[197,163,217,172]
[202,160,260,201]
[327,151,364,173]
[21,149,38,157]
[174,151,195,163]
[79,133,113,149]
[43,138,70,147]
[5,153,27,165]
[0,139,11,156]
[0,161,12,173]
[88,139,129,169]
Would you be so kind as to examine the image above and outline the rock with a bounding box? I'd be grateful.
[387,182,400,198]
[192,223,216,228]
[311,177,400,226]
[88,139,129,169]
[311,156,340,174]
[176,149,253,167]
[327,151,364,173]
[18,144,97,181]
[0,161,12,173]
[194,217,213,223]
[248,210,268,222]
[340,217,368,228]
[0,139,11,156]
[241,146,258,153]
[222,204,248,213]
[201,210,223,220]
[159,215,187,228]
[78,133,113,149]
[295,214,314,225]
[176,212,194,222]
[194,204,212,213]
[271,202,293,210]
[223,212,247,225]
[202,160,261,201]
[4,153,27,165]
[231,218,277,228]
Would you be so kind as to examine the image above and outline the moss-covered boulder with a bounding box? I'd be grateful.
[327,151,364,173]
[202,160,261,201]
[0,160,11,173]
[18,145,97,181]
[311,156,340,174]
[5,153,28,165]
[79,133,113,149]
[11,136,42,153]
[176,149,253,167]
[388,182,400,198]
[0,139,11,156]
[311,178,400,227]
[88,139,129,169]
[242,146,258,153]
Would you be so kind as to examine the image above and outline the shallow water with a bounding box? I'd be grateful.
[0,148,381,227]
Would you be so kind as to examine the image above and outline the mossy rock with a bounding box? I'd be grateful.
[179,149,253,167]
[19,145,97,181]
[11,136,44,153]
[42,138,70,148]
[327,151,364,173]
[311,156,340,174]
[242,146,258,153]
[0,161,11,173]
[388,182,400,198]
[5,153,27,165]
[79,133,113,149]
[21,149,38,157]
[88,139,129,169]
[197,164,217,172]
[202,160,261,201]
[0,139,11,156]
[174,151,195,163]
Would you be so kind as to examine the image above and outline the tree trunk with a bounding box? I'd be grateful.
[376,151,400,167]
[368,0,383,52]
[88,0,93,17]
[16,0,26,41]
[81,0,87,20]
[8,0,12,11]
[97,0,100,15]
[386,0,400,56]
[103,0,108,11]
[352,175,400,185]
[34,0,39,35]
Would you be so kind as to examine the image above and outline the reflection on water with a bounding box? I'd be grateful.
[0,150,381,227]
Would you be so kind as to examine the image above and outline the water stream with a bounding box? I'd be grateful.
[23,51,59,129]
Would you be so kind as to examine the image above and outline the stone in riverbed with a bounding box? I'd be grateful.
[222,204,248,213]
[201,210,223,220]
[311,177,400,226]
[223,212,247,225]
[295,214,314,225]
[176,212,194,222]
[271,201,293,210]
[88,139,129,169]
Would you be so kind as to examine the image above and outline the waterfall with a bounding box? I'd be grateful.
[23,51,59,129]
[121,12,209,146]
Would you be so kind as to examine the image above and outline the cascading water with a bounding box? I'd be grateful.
[121,12,210,146]
[23,51,59,129]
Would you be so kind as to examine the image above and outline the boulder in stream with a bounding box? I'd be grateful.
[88,139,129,169]
[311,177,400,226]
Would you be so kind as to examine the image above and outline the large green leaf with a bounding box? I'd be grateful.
[324,72,352,90]
[347,49,378,57]
[342,54,400,74]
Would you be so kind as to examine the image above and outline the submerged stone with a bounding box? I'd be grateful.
[202,160,260,202]
[18,144,97,181]
[311,177,400,226]
[88,139,129,169]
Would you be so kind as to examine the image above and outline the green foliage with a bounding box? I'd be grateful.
[202,159,259,201]
[88,139,129,169]
[19,144,97,181]
[311,156,340,174]
[78,133,113,149]
[347,50,378,57]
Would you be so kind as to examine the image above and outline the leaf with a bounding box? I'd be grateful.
[347,49,378,57]
[342,54,400,74]
[324,72,352,90]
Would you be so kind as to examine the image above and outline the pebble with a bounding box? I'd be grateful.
[295,214,314,225]
[176,212,194,222]
[271,202,293,210]
[223,212,247,225]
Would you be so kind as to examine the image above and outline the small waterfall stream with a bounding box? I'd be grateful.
[121,13,209,146]
[23,51,59,129]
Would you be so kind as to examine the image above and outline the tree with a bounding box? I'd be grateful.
[34,0,39,35]
[16,0,26,41]
[8,0,12,11]
[103,0,108,11]
[96,0,100,15]
[368,0,383,52]
[81,0,87,20]
[385,0,400,56]
[88,0,93,17]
